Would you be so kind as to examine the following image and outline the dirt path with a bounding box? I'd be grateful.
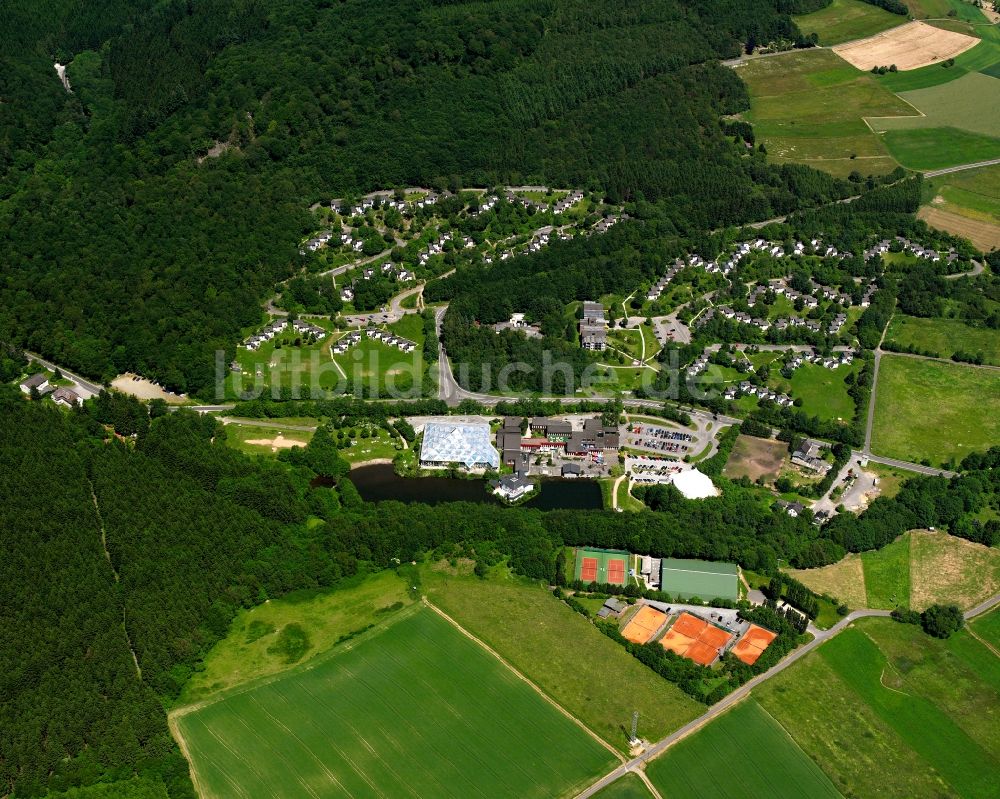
[423,598,626,764]
[967,626,1000,660]
[611,474,626,510]
[89,479,142,679]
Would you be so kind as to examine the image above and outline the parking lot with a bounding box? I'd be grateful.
[625,455,684,484]
[622,423,695,456]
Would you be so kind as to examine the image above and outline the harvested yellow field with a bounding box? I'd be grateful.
[833,21,979,71]
[918,206,1000,251]
[909,529,1000,610]
[790,554,868,609]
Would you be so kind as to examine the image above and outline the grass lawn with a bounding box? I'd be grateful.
[221,421,313,457]
[756,618,1000,798]
[331,314,428,396]
[871,354,1000,466]
[336,425,403,464]
[230,319,341,399]
[180,570,415,703]
[645,701,841,799]
[615,478,647,512]
[781,362,858,422]
[908,529,1000,610]
[422,565,702,748]
[174,607,615,799]
[861,534,911,609]
[794,0,906,45]
[885,314,1000,365]
[591,774,652,799]
[791,553,868,609]
[864,461,920,498]
[606,328,645,361]
[738,49,910,177]
[970,604,1000,648]
[880,126,1000,171]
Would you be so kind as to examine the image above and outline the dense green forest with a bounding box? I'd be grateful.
[1,0,853,396]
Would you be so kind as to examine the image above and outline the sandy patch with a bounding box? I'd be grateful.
[722,435,788,482]
[112,373,188,404]
[791,553,868,609]
[244,434,304,452]
[833,21,979,71]
[918,206,1000,251]
[909,529,1000,610]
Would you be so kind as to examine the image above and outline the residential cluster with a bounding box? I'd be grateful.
[330,328,416,355]
[19,373,82,407]
[244,319,327,352]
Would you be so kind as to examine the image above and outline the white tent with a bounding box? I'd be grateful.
[669,468,719,500]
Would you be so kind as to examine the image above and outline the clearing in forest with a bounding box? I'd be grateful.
[723,434,788,482]
[833,21,979,71]
[173,607,615,799]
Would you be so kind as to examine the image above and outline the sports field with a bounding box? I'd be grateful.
[885,315,1000,365]
[645,701,841,799]
[794,0,906,45]
[756,618,1000,798]
[422,567,702,746]
[576,547,630,585]
[791,530,1000,611]
[870,354,1000,466]
[738,49,911,177]
[173,607,615,799]
[660,558,739,601]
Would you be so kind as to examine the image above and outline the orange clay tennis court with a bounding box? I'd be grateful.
[731,623,778,665]
[658,612,734,666]
[580,557,598,582]
[621,606,668,644]
[574,548,630,586]
[607,559,625,585]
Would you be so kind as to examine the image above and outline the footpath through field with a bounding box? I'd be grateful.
[573,589,1000,798]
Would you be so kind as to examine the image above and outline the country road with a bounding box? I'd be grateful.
[924,158,1000,178]
[25,352,102,397]
[574,590,1000,798]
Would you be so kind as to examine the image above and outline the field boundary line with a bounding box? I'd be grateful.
[169,714,212,799]
[966,625,1000,659]
[422,597,627,765]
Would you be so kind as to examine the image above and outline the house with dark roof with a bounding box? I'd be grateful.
[51,387,82,408]
[20,373,49,395]
[491,475,535,502]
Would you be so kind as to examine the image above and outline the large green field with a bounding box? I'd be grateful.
[756,618,1000,798]
[592,774,652,799]
[860,533,910,608]
[422,565,702,747]
[794,0,905,45]
[880,127,1000,171]
[738,49,911,177]
[885,314,1000,365]
[784,362,858,422]
[645,701,841,799]
[870,354,1000,466]
[174,607,615,799]
[871,72,1000,140]
[970,604,1000,648]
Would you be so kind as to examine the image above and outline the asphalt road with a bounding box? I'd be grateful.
[924,158,1000,178]
[25,352,102,396]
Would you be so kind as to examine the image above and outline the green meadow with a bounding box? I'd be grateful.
[871,72,1000,139]
[885,314,1000,365]
[739,49,910,177]
[175,607,615,799]
[860,534,910,609]
[922,162,1000,224]
[645,701,841,799]
[592,774,653,799]
[794,0,905,45]
[871,355,1000,466]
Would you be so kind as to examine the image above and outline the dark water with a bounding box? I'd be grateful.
[346,464,602,510]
